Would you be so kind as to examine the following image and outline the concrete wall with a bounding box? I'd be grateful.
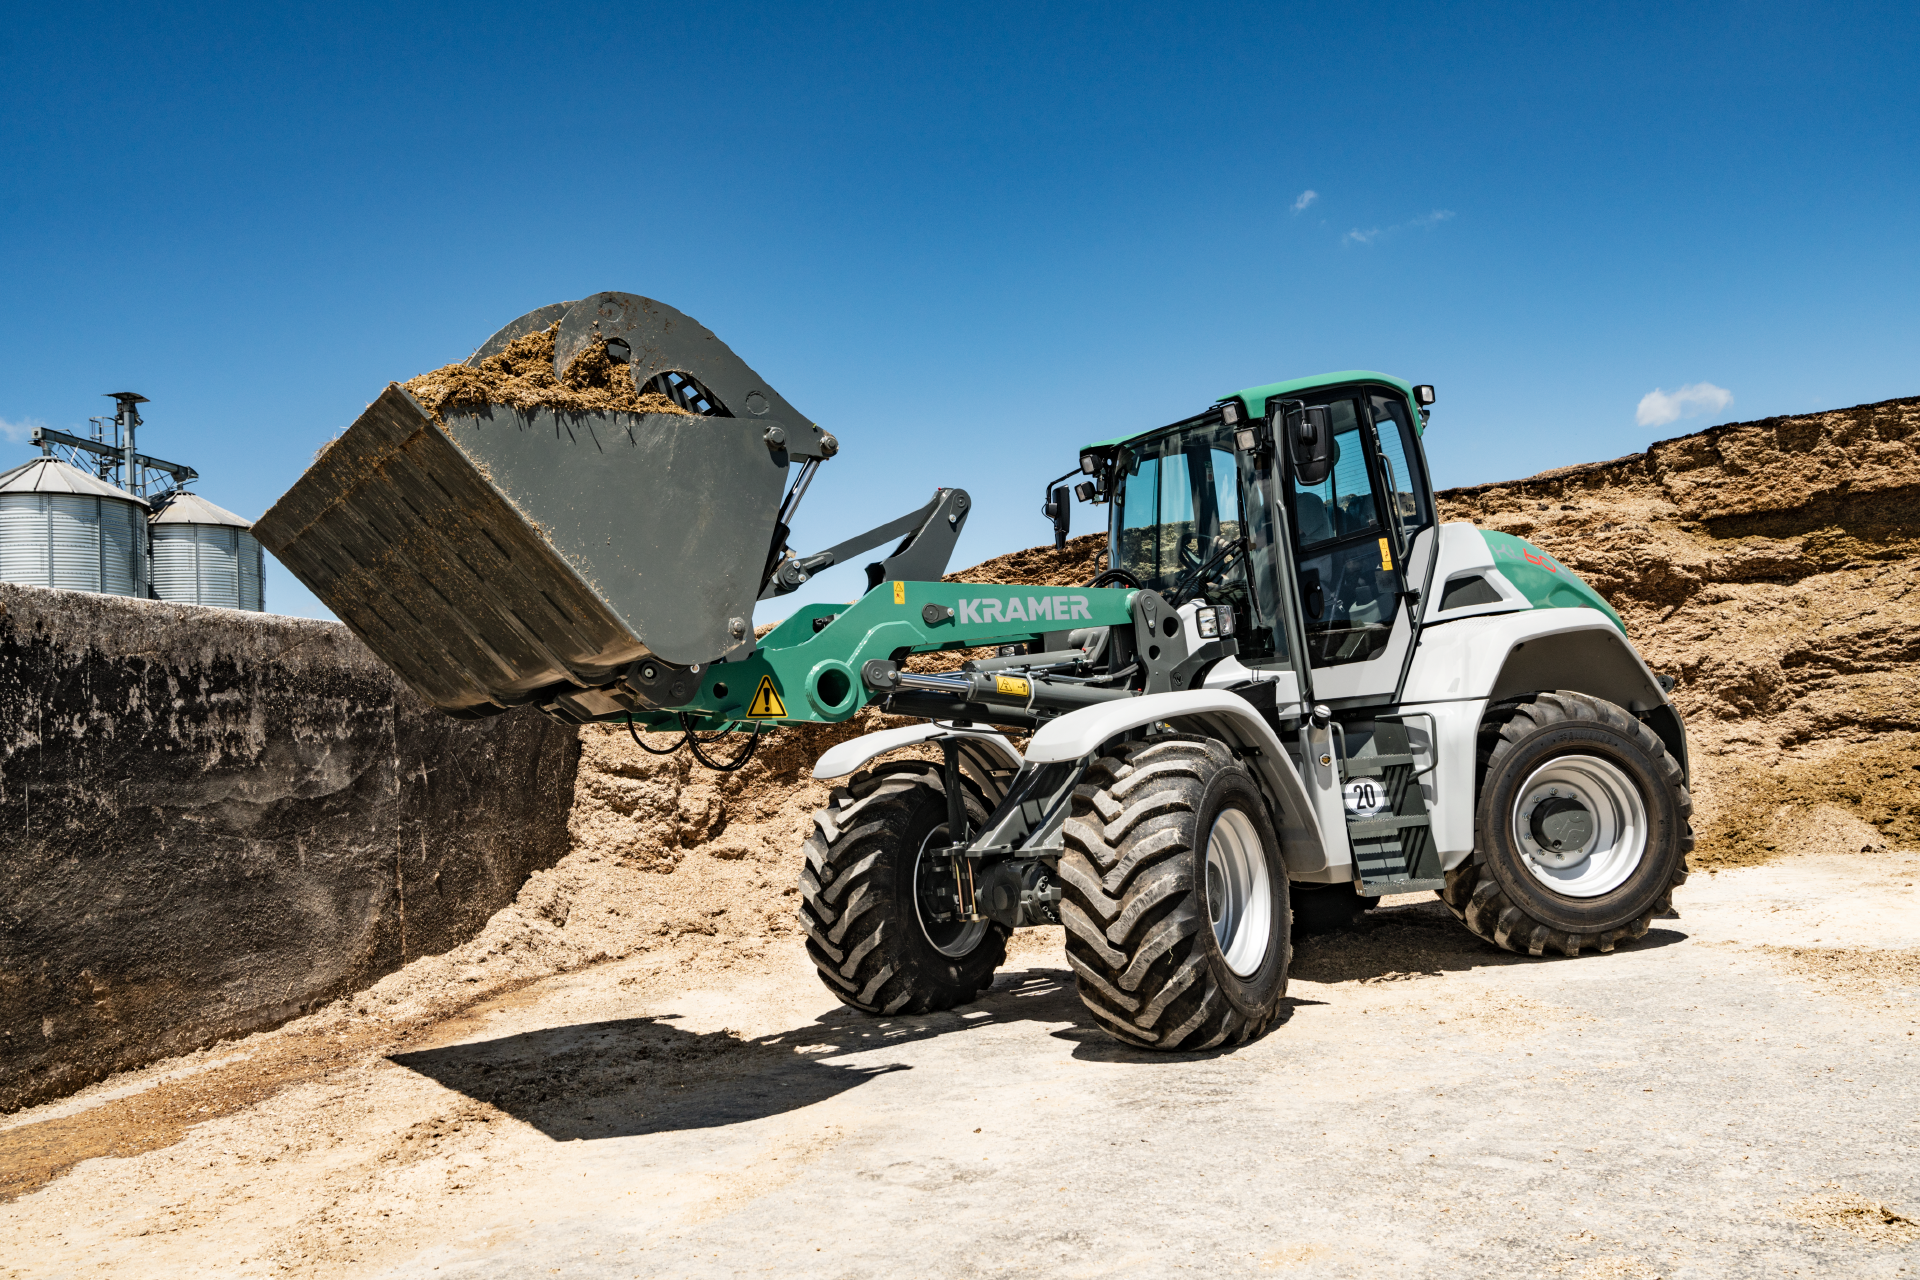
[0,584,580,1112]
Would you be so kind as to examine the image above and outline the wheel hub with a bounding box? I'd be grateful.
[1204,808,1273,977]
[1512,754,1649,898]
[913,826,988,958]
[1526,793,1595,863]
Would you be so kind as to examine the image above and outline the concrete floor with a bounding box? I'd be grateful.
[4,851,1918,1279]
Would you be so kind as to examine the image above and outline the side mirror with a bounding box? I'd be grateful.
[1042,484,1071,549]
[1281,403,1334,485]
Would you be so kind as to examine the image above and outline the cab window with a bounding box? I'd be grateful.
[1284,391,1412,668]
[1112,418,1287,665]
[1368,393,1430,549]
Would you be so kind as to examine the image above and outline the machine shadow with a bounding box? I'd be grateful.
[1026,902,1688,1063]
[1051,992,1331,1064]
[388,964,1086,1142]
[1289,899,1689,985]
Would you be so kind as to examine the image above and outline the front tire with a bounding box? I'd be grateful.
[1443,691,1692,956]
[1058,736,1291,1050]
[798,763,1007,1014]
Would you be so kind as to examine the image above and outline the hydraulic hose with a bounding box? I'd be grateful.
[625,711,763,772]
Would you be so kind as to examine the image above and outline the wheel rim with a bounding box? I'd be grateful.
[913,824,988,957]
[1204,807,1273,977]
[1510,753,1648,898]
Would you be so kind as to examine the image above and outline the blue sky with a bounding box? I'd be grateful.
[3,1,1915,621]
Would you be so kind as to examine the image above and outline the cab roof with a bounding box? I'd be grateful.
[1080,369,1419,451]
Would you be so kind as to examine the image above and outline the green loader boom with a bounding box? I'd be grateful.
[655,582,1140,732]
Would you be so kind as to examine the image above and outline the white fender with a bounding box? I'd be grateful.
[1026,690,1331,877]
[1402,607,1668,711]
[812,723,1023,782]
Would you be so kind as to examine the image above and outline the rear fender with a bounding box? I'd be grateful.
[1025,690,1331,877]
[1405,607,1688,780]
[811,723,1024,805]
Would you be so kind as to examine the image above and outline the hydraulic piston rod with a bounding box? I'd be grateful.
[863,662,1132,714]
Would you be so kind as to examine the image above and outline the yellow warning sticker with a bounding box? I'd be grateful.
[893,580,906,605]
[995,675,1031,699]
[1378,537,1394,572]
[745,674,787,718]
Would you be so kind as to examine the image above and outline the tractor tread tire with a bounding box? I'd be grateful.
[1442,691,1691,956]
[799,762,1005,1015]
[1059,735,1288,1051]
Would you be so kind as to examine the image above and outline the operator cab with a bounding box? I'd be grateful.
[1089,374,1438,713]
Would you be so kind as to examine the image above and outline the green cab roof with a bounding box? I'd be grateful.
[1081,369,1420,451]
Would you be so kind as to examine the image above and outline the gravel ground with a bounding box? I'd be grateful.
[2,850,1916,1280]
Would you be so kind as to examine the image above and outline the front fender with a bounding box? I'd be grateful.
[1026,690,1331,877]
[811,723,1024,804]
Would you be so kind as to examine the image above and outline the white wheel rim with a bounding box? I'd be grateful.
[1204,808,1273,977]
[913,823,987,957]
[1510,753,1648,898]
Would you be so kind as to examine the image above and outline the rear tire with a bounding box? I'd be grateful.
[1442,691,1692,956]
[1058,736,1291,1050]
[798,763,1007,1014]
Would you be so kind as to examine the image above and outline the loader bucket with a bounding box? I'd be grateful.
[254,293,826,722]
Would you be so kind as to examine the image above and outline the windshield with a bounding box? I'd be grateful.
[1111,418,1287,665]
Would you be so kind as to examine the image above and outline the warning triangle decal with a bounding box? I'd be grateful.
[746,674,787,719]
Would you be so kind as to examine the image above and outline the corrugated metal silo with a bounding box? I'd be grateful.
[148,492,264,611]
[0,457,150,596]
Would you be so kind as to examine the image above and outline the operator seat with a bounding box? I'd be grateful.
[1294,493,1333,545]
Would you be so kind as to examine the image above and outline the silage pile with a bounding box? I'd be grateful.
[1437,393,1920,866]
[400,324,691,424]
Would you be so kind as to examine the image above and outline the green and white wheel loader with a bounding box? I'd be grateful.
[258,292,1692,1052]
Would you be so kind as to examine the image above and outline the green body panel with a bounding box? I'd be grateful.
[1479,529,1626,634]
[629,579,1139,730]
[1082,369,1422,451]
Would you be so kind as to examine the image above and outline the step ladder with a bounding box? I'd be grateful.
[1338,716,1443,895]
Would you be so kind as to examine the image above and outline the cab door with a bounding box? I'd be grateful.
[1283,386,1435,708]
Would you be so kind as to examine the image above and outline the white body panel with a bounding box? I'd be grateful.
[1393,698,1481,870]
[1293,717,1354,884]
[1420,521,1533,625]
[1196,653,1304,708]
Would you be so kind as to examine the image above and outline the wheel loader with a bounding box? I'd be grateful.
[256,292,1692,1051]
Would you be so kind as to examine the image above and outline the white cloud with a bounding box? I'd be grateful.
[1292,189,1318,213]
[1341,209,1455,246]
[0,416,44,444]
[1636,382,1733,427]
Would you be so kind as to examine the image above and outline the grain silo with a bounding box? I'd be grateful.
[0,457,151,596]
[148,492,265,611]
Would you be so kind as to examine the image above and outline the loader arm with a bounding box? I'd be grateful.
[633,578,1152,731]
